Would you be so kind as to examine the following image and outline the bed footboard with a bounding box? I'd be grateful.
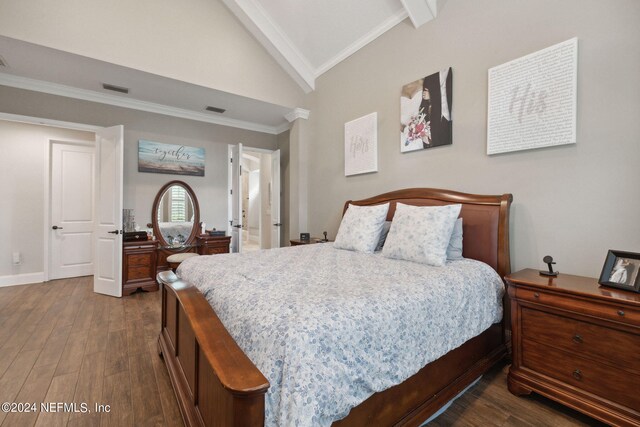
[158,272,269,427]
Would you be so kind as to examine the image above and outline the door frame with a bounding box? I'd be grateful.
[0,112,107,284]
[45,139,97,281]
[228,146,281,251]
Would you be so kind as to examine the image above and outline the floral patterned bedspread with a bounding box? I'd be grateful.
[178,243,504,427]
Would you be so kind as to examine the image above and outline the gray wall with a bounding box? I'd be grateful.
[0,86,280,277]
[124,129,232,231]
[277,130,291,245]
[0,120,94,278]
[303,0,640,276]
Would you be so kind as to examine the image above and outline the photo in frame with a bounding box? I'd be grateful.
[400,67,452,152]
[138,140,205,176]
[598,249,640,293]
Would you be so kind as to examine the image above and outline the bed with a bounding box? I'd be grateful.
[157,188,513,426]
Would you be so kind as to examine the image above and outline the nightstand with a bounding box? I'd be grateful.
[196,235,231,255]
[122,240,159,295]
[506,269,640,426]
[289,238,332,246]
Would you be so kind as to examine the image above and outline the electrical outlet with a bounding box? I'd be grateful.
[12,252,21,265]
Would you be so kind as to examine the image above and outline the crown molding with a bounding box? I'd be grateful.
[314,9,409,77]
[273,121,292,134]
[0,111,103,132]
[0,73,286,135]
[284,108,310,123]
[221,0,315,93]
[401,0,439,28]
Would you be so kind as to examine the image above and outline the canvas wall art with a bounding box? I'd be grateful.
[138,140,205,176]
[487,38,577,155]
[344,112,377,176]
[400,67,453,152]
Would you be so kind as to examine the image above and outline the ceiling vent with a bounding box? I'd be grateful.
[0,55,7,67]
[102,83,129,94]
[205,106,226,114]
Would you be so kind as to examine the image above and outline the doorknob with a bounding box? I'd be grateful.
[233,225,242,229]
[107,230,120,234]
[273,223,282,226]
[52,225,63,230]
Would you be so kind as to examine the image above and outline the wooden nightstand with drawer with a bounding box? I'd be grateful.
[196,235,231,255]
[123,240,159,295]
[506,269,640,426]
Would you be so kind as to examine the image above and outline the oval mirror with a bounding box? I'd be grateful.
[152,180,200,247]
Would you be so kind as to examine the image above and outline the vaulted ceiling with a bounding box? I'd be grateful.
[222,0,443,91]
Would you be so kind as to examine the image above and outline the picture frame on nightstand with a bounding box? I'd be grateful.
[598,249,640,293]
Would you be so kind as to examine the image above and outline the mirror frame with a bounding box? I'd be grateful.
[151,180,200,247]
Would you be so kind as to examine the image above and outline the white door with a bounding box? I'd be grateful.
[50,142,95,279]
[94,125,124,297]
[270,149,281,248]
[229,143,243,253]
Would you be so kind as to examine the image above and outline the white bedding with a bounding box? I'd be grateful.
[178,243,504,426]
[158,221,192,243]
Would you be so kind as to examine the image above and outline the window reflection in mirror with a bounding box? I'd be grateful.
[153,182,198,247]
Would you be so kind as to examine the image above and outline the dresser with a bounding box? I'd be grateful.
[156,235,231,274]
[506,269,640,426]
[122,240,159,295]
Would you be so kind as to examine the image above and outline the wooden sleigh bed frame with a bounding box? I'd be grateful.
[157,188,513,426]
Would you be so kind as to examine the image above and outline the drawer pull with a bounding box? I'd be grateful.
[617,310,625,317]
[533,292,540,299]
[572,334,583,344]
[572,369,582,381]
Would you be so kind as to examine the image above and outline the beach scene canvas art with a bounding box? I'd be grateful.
[138,140,205,176]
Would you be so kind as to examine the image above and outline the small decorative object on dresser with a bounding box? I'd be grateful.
[539,255,558,276]
[300,232,310,241]
[506,269,640,426]
[598,249,640,293]
[123,231,148,242]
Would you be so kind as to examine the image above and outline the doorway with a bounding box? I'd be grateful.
[228,145,280,253]
[0,113,123,295]
[241,150,264,252]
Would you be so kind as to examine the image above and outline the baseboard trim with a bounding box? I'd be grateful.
[0,272,45,288]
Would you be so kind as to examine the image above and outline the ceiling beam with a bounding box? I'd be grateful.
[401,0,441,28]
[221,0,315,93]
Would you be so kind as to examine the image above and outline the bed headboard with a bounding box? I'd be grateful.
[344,188,513,279]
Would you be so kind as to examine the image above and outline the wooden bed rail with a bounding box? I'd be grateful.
[157,271,269,427]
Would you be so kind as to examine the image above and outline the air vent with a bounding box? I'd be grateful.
[0,55,7,67]
[205,106,226,114]
[102,83,129,94]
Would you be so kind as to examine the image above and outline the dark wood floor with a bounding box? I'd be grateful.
[0,277,606,427]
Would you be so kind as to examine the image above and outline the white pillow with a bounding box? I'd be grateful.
[382,203,462,266]
[333,203,390,253]
[447,218,464,260]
